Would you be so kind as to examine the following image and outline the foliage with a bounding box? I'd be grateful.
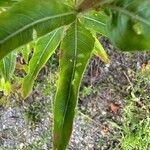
[22,27,64,98]
[122,101,150,150]
[116,71,150,150]
[141,61,150,85]
[81,86,93,98]
[0,0,149,149]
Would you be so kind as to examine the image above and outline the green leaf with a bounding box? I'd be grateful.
[0,78,5,91]
[59,0,75,7]
[0,0,20,7]
[22,27,64,99]
[54,20,95,150]
[0,78,12,96]
[0,0,76,60]
[0,51,16,95]
[0,51,16,81]
[93,36,110,64]
[3,81,11,96]
[107,0,150,51]
[80,10,108,36]
[21,44,31,64]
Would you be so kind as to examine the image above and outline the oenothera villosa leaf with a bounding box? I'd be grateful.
[53,20,95,150]
[80,10,108,36]
[0,0,76,60]
[22,27,64,99]
[107,0,150,51]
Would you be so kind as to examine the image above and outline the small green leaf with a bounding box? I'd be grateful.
[0,78,12,96]
[93,37,110,64]
[21,44,31,64]
[0,51,16,81]
[22,27,64,99]
[80,10,108,36]
[3,81,11,95]
[53,20,95,150]
[0,51,16,95]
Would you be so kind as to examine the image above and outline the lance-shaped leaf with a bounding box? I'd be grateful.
[80,10,108,36]
[0,51,16,81]
[0,0,76,60]
[21,44,31,64]
[93,37,110,64]
[22,27,64,99]
[54,21,95,150]
[107,0,150,51]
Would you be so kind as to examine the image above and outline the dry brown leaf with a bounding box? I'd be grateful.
[110,103,120,113]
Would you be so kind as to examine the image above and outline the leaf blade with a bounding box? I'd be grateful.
[93,37,110,64]
[0,0,76,60]
[0,51,16,81]
[21,44,31,64]
[54,21,95,149]
[22,27,64,99]
[80,10,108,36]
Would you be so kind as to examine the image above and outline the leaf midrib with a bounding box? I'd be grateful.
[0,12,74,44]
[60,20,78,141]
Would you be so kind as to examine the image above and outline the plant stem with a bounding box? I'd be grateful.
[77,0,104,12]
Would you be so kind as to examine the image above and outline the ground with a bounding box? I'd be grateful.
[0,37,150,150]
